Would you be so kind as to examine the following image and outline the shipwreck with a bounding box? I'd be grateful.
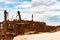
[0,10,60,40]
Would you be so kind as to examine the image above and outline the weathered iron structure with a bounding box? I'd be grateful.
[0,10,60,40]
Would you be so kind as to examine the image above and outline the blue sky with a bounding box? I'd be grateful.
[0,0,60,26]
[0,0,32,21]
[0,0,31,9]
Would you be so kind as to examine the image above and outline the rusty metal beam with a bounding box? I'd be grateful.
[17,11,21,21]
[32,14,33,21]
[4,10,8,21]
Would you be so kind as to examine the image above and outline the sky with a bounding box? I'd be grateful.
[0,0,60,26]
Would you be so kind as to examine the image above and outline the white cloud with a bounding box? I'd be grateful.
[20,0,60,26]
[32,0,57,6]
[0,11,4,22]
[29,0,60,15]
[2,1,32,9]
[15,2,32,8]
[47,2,60,9]
[0,0,5,2]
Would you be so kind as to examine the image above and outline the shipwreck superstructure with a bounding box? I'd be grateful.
[0,10,60,40]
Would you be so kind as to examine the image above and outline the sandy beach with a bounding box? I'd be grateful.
[13,31,60,40]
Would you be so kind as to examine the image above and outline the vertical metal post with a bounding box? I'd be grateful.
[32,14,33,21]
[4,10,8,21]
[17,11,21,21]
